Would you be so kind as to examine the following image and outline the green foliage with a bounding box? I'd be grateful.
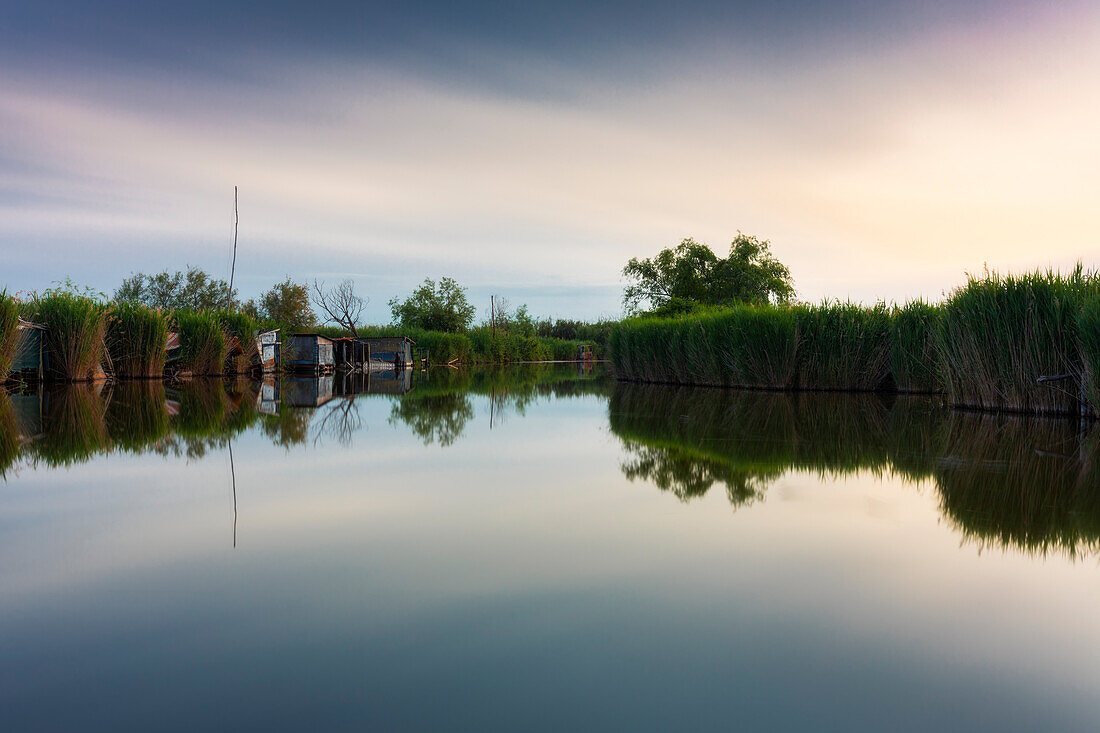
[890,301,943,393]
[389,277,476,333]
[794,301,891,391]
[31,384,108,466]
[29,293,108,381]
[116,267,235,311]
[173,311,226,375]
[246,278,317,333]
[935,266,1100,415]
[106,302,169,378]
[0,291,19,377]
[622,234,795,314]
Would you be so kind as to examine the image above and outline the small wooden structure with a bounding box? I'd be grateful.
[10,319,48,380]
[284,334,335,373]
[578,344,594,362]
[363,337,414,368]
[331,337,371,370]
[254,329,280,374]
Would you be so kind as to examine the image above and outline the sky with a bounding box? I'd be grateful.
[2,0,1099,322]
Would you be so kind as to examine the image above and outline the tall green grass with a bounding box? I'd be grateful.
[31,384,108,466]
[794,302,891,391]
[1079,297,1100,416]
[174,311,226,375]
[105,381,170,452]
[106,302,169,378]
[890,300,943,393]
[936,267,1100,415]
[0,292,20,378]
[30,294,107,381]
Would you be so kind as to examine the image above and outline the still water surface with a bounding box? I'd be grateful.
[2,365,1099,731]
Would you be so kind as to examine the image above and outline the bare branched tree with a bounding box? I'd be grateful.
[312,279,367,336]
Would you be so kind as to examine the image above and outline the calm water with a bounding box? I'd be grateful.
[2,365,1099,732]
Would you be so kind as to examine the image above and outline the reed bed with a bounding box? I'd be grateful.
[0,292,20,378]
[794,302,891,391]
[106,302,169,378]
[1078,297,1100,416]
[174,312,226,376]
[890,300,943,393]
[29,294,107,381]
[935,267,1100,415]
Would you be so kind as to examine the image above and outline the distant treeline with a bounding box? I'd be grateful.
[610,267,1100,418]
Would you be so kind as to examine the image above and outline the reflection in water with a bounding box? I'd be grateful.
[4,369,1099,557]
[609,382,1100,557]
[936,414,1100,557]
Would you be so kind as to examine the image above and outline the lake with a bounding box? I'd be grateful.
[1,364,1099,732]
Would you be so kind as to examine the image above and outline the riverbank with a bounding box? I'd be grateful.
[609,267,1100,417]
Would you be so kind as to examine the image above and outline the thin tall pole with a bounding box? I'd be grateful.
[227,185,238,309]
[229,438,238,549]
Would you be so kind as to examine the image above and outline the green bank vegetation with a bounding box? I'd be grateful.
[612,255,1100,416]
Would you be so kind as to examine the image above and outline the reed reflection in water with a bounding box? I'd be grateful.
[609,382,1100,557]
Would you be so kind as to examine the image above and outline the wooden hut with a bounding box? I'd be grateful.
[10,319,48,381]
[284,334,335,373]
[331,337,371,370]
[363,336,415,368]
[254,329,280,374]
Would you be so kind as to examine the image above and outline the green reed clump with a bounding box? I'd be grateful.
[890,300,944,393]
[106,302,169,378]
[794,301,891,391]
[30,293,108,381]
[1078,297,1100,416]
[0,291,20,378]
[936,266,1100,415]
[174,311,226,375]
[610,306,798,388]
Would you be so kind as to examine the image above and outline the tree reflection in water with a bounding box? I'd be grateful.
[6,366,1097,557]
[609,382,1100,557]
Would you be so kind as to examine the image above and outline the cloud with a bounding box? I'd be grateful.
[1,1,1098,318]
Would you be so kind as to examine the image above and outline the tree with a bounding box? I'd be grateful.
[622,234,795,314]
[311,279,367,336]
[389,277,476,333]
[246,278,316,332]
[115,267,235,311]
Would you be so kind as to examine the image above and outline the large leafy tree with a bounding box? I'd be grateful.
[243,278,317,332]
[622,234,795,314]
[389,277,476,333]
[115,267,235,311]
